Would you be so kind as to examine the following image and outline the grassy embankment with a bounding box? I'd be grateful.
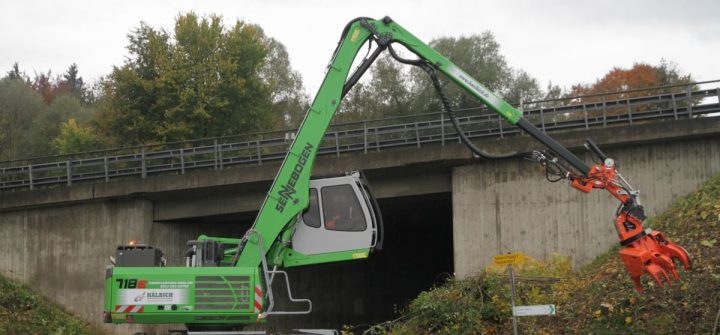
[364,174,720,335]
[0,275,93,335]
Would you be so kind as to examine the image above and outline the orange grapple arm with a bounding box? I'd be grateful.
[569,145,691,292]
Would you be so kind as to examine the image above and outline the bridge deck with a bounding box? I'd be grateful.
[1,83,719,193]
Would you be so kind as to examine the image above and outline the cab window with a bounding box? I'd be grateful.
[302,189,321,228]
[322,185,366,231]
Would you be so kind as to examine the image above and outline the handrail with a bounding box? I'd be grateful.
[1,83,719,191]
[2,79,717,166]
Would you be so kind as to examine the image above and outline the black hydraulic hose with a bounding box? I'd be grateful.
[342,43,386,99]
[388,45,531,160]
[428,68,530,159]
[387,43,426,67]
[585,138,608,163]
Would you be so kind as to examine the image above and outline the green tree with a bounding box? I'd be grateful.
[0,79,48,160]
[336,33,545,122]
[410,33,514,113]
[538,81,565,108]
[504,69,543,106]
[99,12,286,145]
[5,63,29,83]
[543,82,563,101]
[260,38,309,128]
[338,54,412,122]
[57,63,87,102]
[27,95,91,156]
[1,64,96,159]
[365,55,413,118]
[337,82,373,122]
[340,33,542,120]
[53,118,100,154]
[656,58,693,87]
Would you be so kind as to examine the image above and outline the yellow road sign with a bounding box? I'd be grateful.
[493,252,525,266]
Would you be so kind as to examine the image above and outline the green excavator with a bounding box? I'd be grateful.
[104,16,691,331]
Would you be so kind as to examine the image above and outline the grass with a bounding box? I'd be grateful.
[0,275,94,335]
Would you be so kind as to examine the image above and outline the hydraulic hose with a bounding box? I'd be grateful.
[387,44,531,160]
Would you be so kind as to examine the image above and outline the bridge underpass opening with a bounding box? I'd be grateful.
[158,191,454,331]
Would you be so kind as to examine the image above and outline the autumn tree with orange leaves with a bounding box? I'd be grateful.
[568,60,693,103]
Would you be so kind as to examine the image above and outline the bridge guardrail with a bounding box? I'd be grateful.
[1,82,719,191]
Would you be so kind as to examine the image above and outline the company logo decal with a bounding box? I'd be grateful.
[275,142,314,213]
[350,27,362,43]
[119,289,187,305]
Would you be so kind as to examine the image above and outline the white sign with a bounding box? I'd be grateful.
[513,304,556,316]
[119,289,188,305]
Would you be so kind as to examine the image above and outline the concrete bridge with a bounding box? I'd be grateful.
[1,84,720,334]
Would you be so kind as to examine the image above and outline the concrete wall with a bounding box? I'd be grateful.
[0,198,153,335]
[452,137,720,277]
[0,197,255,334]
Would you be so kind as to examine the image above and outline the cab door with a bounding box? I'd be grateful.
[291,174,379,255]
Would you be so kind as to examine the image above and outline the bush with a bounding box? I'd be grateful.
[366,254,572,335]
[0,275,93,335]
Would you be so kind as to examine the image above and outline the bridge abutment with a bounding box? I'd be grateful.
[451,137,720,277]
[0,198,154,334]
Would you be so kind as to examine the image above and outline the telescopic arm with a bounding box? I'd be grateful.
[370,17,690,291]
[238,16,689,291]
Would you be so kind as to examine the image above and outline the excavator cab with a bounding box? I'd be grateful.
[291,172,383,256]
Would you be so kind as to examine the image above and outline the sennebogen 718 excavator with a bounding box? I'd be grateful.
[104,16,691,330]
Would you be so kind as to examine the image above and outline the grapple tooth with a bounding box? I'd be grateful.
[655,253,677,281]
[646,263,665,288]
[667,244,692,270]
[650,232,691,270]
[658,266,671,285]
[631,276,644,293]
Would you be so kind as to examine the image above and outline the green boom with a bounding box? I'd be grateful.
[235,17,523,268]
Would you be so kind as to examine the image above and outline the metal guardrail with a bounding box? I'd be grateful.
[1,83,719,191]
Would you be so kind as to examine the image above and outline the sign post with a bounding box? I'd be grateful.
[493,252,557,334]
[493,253,525,335]
[508,264,518,335]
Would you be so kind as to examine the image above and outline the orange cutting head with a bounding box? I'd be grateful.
[618,231,691,292]
[571,162,691,293]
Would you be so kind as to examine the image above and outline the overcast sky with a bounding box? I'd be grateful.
[2,0,719,95]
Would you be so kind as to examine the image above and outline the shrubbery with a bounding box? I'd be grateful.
[0,276,92,335]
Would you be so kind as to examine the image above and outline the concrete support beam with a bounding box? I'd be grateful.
[153,188,267,222]
[452,137,720,277]
[153,169,451,222]
[370,169,451,199]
